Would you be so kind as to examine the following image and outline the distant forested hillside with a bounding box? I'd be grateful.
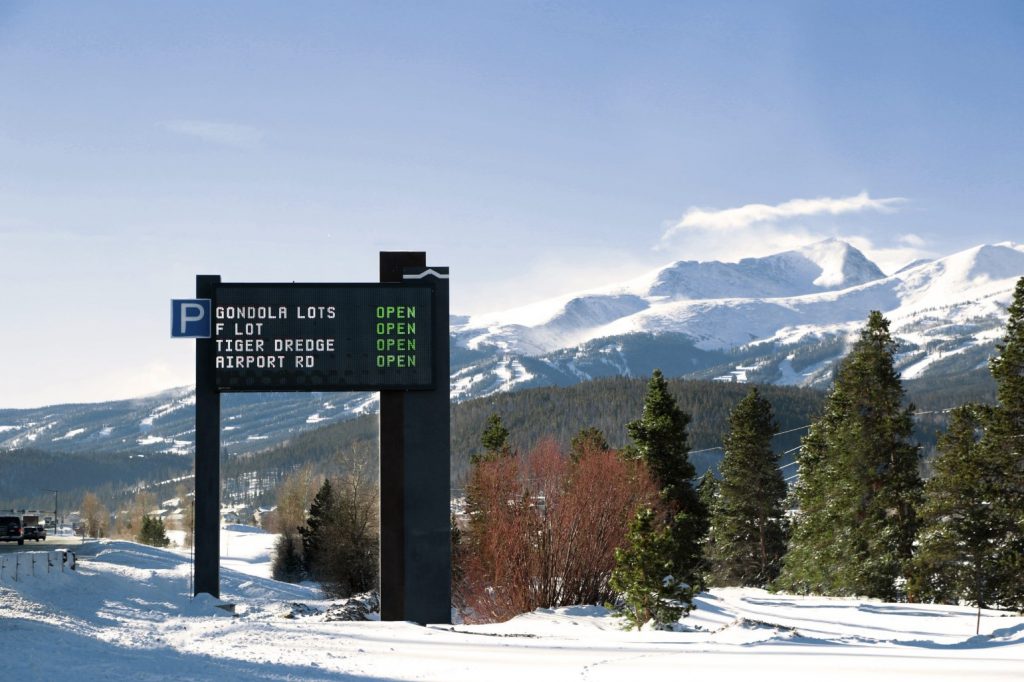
[204,377,826,508]
[2,370,993,511]
[0,448,191,512]
[449,377,826,480]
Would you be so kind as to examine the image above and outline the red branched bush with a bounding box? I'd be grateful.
[456,438,658,622]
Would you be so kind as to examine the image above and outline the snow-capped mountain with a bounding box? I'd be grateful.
[451,239,1024,397]
[0,388,379,456]
[458,239,886,356]
[3,239,1022,457]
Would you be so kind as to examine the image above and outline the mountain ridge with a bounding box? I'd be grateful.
[1,239,1021,456]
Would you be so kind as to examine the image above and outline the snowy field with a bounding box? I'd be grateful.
[2,526,1022,681]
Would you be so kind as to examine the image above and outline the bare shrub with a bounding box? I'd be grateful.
[80,492,108,538]
[458,438,658,622]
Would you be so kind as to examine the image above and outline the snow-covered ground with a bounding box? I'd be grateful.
[2,526,1022,681]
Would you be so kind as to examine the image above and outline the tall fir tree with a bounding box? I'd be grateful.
[710,388,787,587]
[776,311,922,600]
[622,369,706,595]
[909,405,1000,606]
[991,277,1024,427]
[299,478,336,578]
[977,276,1024,610]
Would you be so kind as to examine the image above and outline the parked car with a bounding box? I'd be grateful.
[23,525,46,541]
[0,516,24,545]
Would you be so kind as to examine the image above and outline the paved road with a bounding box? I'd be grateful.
[0,535,102,556]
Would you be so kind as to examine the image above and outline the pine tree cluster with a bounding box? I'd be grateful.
[136,515,170,548]
[770,280,1024,611]
[909,277,1024,610]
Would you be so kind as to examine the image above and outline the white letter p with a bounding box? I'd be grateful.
[181,302,206,334]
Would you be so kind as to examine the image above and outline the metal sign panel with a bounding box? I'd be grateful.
[212,283,433,391]
[171,299,212,338]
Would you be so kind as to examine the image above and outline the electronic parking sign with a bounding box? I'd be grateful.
[175,256,451,626]
[212,284,433,391]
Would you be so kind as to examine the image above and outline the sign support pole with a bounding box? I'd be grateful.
[195,274,221,598]
[380,252,451,624]
[380,252,423,621]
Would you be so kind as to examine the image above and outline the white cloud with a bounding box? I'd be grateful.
[161,120,265,149]
[461,192,931,317]
[898,233,926,248]
[663,191,904,241]
[657,222,830,263]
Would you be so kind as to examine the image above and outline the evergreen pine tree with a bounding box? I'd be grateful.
[299,478,336,578]
[610,507,694,630]
[623,369,706,594]
[776,311,921,600]
[696,469,719,526]
[710,388,787,587]
[977,276,1024,610]
[696,469,720,581]
[909,405,1000,606]
[136,515,170,547]
[474,413,513,463]
[991,277,1024,426]
[272,532,306,583]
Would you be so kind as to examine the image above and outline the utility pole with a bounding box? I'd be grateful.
[42,489,59,530]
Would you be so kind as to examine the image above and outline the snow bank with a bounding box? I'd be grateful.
[1,529,1022,681]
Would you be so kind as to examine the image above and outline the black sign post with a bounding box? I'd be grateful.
[380,253,451,624]
[194,274,221,598]
[190,254,450,624]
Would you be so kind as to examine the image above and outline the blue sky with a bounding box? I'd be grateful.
[1,1,1022,407]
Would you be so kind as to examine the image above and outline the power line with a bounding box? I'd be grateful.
[689,446,723,455]
[698,406,961,476]
[772,424,813,437]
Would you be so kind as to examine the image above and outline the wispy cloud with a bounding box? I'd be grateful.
[662,191,904,241]
[653,191,930,274]
[897,233,926,248]
[161,119,265,149]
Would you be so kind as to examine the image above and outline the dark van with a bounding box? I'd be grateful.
[0,516,24,545]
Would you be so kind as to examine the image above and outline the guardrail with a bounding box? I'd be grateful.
[0,550,76,582]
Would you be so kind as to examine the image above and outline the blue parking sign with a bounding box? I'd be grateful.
[171,299,212,338]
